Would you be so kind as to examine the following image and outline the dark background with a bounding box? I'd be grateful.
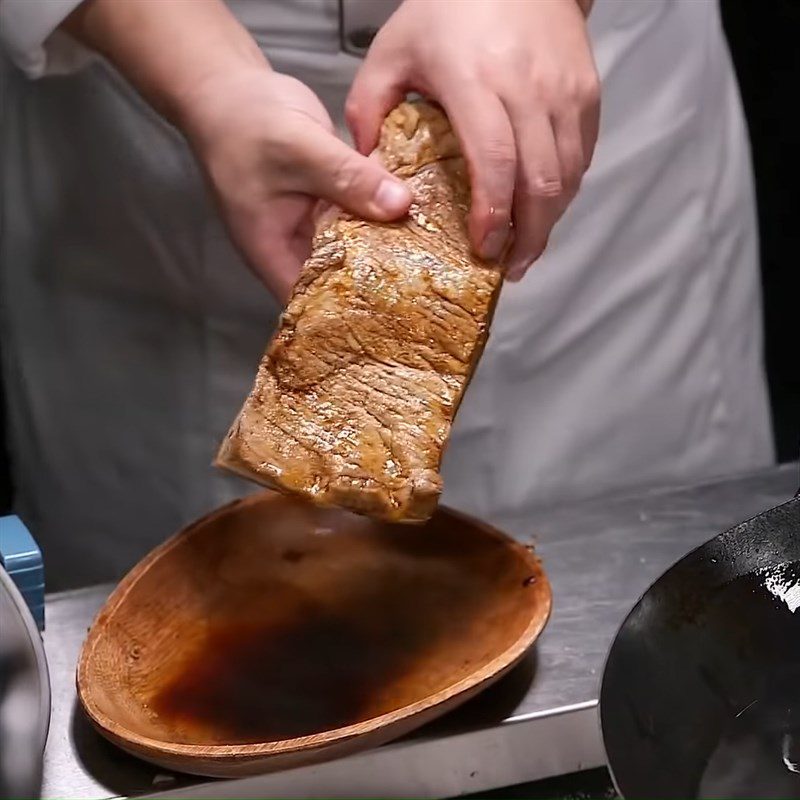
[721,0,799,465]
[0,0,798,520]
[0,382,8,513]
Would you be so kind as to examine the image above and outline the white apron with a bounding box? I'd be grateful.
[0,0,773,588]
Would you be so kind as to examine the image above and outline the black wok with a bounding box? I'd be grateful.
[601,486,800,799]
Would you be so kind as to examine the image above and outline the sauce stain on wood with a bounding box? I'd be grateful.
[150,602,432,743]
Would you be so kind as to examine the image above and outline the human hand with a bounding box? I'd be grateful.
[62,0,412,302]
[346,0,600,280]
[181,69,412,301]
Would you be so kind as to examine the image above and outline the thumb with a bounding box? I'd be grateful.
[302,131,411,221]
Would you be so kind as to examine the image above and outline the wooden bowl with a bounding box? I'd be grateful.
[77,493,551,777]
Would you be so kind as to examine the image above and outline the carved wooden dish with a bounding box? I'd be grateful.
[77,492,551,777]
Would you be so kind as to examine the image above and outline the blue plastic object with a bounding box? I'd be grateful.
[0,515,45,631]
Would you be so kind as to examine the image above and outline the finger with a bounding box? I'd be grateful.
[266,227,314,303]
[552,108,585,201]
[502,110,563,280]
[273,201,318,301]
[248,230,305,304]
[580,92,601,170]
[437,87,516,261]
[226,196,312,303]
[346,60,407,155]
[298,128,411,220]
[289,214,315,265]
[268,240,306,304]
[505,197,562,282]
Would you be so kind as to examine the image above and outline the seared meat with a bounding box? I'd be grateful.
[216,101,502,522]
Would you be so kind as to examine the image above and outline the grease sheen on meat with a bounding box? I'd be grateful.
[216,101,503,522]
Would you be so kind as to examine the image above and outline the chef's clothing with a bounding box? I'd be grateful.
[0,0,773,588]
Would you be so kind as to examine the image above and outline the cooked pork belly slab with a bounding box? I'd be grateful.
[216,101,502,522]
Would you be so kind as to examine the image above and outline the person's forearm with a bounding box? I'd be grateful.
[62,0,268,129]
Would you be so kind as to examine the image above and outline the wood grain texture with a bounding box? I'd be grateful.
[77,493,550,777]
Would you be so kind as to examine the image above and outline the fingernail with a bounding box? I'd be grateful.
[372,180,411,215]
[505,261,530,282]
[481,228,508,261]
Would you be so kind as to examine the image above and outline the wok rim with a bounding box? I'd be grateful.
[598,491,800,798]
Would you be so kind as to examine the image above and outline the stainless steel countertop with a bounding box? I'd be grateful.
[41,464,799,799]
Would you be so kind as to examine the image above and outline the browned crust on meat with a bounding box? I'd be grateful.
[216,101,503,522]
